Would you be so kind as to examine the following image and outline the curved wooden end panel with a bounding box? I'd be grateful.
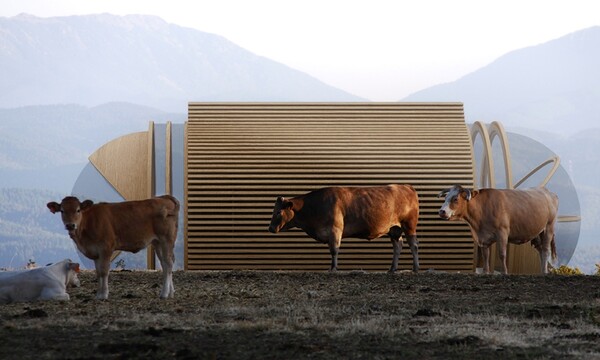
[89,131,151,201]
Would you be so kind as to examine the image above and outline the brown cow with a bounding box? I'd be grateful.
[268,185,419,272]
[438,185,558,274]
[47,195,179,299]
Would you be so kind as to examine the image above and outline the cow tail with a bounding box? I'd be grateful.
[169,196,180,241]
[167,195,180,217]
[159,195,180,217]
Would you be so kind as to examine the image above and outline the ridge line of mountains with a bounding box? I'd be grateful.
[0,13,364,112]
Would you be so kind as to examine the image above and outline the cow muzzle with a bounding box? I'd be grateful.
[438,209,450,220]
[65,223,77,231]
[268,225,277,234]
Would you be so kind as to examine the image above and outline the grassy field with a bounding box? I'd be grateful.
[1,270,600,359]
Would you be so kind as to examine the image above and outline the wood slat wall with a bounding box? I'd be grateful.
[186,103,475,271]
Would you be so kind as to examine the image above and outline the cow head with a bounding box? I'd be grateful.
[65,260,81,288]
[47,197,94,233]
[437,185,477,220]
[268,196,295,233]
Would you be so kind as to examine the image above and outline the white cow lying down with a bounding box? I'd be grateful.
[0,259,81,304]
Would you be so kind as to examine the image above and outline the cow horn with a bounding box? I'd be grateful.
[437,189,450,198]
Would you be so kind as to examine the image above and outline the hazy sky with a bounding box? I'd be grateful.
[2,0,599,100]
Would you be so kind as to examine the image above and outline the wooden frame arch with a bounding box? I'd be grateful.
[470,121,495,188]
[470,121,514,189]
[488,121,514,189]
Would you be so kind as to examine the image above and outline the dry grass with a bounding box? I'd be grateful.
[1,270,600,359]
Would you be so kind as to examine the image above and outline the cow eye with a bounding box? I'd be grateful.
[452,196,458,203]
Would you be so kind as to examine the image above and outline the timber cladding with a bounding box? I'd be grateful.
[185,103,475,271]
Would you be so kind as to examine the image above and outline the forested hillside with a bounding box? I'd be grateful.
[0,188,78,269]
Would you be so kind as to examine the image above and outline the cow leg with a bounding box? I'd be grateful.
[537,245,549,274]
[39,288,70,301]
[402,217,419,273]
[388,236,402,273]
[329,246,339,272]
[497,235,509,274]
[154,240,175,299]
[481,246,491,274]
[388,226,403,273]
[541,219,557,274]
[327,229,343,272]
[94,258,110,300]
[531,234,546,273]
[406,235,419,273]
[538,230,553,274]
[476,246,485,270]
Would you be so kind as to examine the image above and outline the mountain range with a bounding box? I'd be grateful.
[0,13,598,271]
[0,13,363,112]
[403,26,600,135]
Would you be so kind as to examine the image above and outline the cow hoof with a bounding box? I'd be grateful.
[96,294,108,300]
[160,291,175,299]
[388,268,397,274]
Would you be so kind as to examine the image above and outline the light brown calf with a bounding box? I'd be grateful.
[268,185,419,272]
[438,185,558,274]
[47,195,179,299]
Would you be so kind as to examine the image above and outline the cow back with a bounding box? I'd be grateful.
[474,188,558,238]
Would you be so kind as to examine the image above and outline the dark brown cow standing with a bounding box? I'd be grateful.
[47,195,179,299]
[438,185,558,274]
[268,185,420,272]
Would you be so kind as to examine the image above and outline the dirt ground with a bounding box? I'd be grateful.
[1,269,600,359]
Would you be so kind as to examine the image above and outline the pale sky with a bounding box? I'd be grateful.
[2,0,599,100]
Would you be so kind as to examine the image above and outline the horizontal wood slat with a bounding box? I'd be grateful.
[186,103,475,271]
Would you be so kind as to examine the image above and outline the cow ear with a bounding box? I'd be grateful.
[276,196,285,204]
[69,263,81,273]
[470,190,479,199]
[463,189,475,201]
[81,200,94,210]
[47,202,61,214]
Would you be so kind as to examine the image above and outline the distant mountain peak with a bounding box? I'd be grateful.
[0,13,363,112]
[10,12,171,29]
[403,26,600,135]
[80,13,170,30]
